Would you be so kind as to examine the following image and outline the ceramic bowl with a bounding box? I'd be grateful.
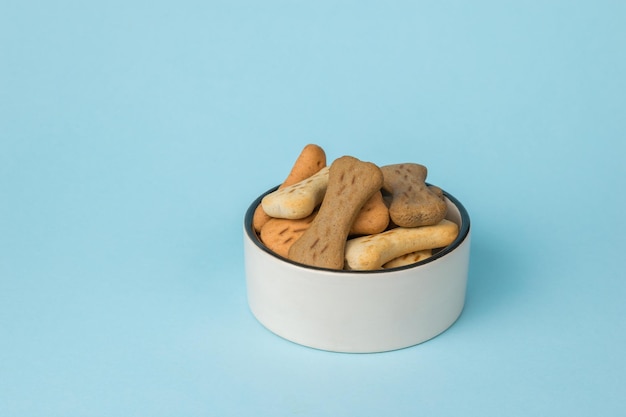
[243,186,471,353]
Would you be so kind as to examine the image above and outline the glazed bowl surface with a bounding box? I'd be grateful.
[243,186,471,353]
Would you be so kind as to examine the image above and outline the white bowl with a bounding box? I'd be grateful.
[243,186,471,353]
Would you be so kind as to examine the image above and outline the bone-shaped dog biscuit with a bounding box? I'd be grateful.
[344,219,458,270]
[253,144,326,232]
[382,249,432,269]
[259,212,317,259]
[258,182,388,259]
[259,191,388,259]
[288,156,384,270]
[350,190,389,235]
[381,163,447,227]
[261,166,329,219]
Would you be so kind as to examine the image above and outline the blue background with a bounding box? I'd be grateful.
[2,1,625,416]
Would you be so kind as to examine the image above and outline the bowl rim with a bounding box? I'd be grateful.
[244,184,471,274]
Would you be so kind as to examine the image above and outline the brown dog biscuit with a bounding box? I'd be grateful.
[260,189,388,258]
[350,190,389,236]
[253,144,326,232]
[381,185,443,230]
[380,163,447,228]
[428,185,443,199]
[259,212,317,259]
[288,156,384,270]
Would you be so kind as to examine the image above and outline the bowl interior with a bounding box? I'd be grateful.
[244,185,470,273]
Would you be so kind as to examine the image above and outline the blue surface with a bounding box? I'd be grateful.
[2,1,625,416]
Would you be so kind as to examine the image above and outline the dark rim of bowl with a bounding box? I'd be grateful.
[244,185,471,273]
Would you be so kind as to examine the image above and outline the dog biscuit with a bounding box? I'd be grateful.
[259,190,387,257]
[253,144,326,232]
[288,156,384,270]
[261,166,329,219]
[259,212,317,259]
[350,190,389,236]
[344,219,458,270]
[382,249,432,269]
[428,185,443,199]
[381,163,447,227]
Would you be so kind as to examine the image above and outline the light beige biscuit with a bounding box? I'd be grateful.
[261,167,329,219]
[349,190,389,236]
[381,163,447,228]
[288,156,384,270]
[253,144,326,232]
[344,219,458,270]
[382,249,432,269]
[259,212,317,259]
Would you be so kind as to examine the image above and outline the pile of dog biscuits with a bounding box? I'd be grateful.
[253,144,459,271]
